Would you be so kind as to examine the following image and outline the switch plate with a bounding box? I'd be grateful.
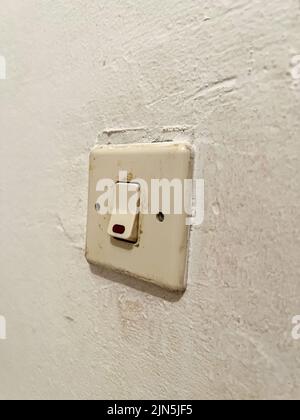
[86,142,193,291]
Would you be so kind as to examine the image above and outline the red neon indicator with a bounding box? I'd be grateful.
[113,224,126,235]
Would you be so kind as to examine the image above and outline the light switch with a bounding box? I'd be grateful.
[86,141,194,291]
[107,182,140,243]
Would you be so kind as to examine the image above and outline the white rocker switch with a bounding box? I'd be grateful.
[107,182,140,243]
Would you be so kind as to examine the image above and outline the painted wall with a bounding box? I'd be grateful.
[0,0,299,400]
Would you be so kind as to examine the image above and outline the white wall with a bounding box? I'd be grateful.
[0,0,300,400]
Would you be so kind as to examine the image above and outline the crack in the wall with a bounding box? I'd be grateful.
[186,76,238,103]
[56,214,83,251]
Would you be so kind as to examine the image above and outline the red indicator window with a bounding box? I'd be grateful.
[113,224,126,235]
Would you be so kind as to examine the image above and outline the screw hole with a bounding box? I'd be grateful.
[156,212,165,222]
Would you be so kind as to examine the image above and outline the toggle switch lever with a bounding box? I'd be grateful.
[107,182,140,243]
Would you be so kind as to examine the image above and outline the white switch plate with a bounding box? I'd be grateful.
[86,142,194,291]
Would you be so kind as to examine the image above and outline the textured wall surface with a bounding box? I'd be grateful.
[0,0,300,400]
